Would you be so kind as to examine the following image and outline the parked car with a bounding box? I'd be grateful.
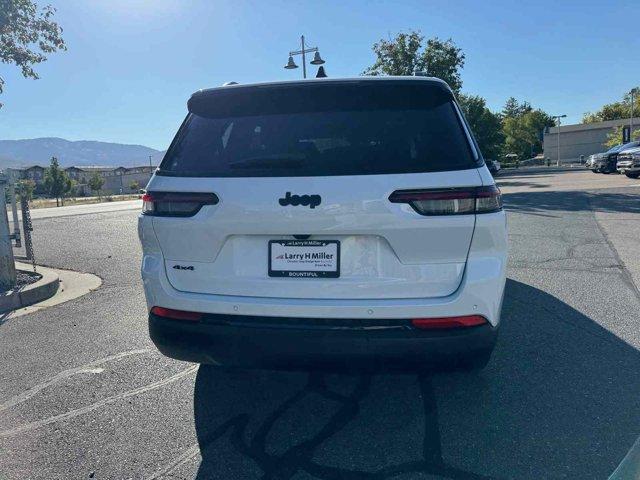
[616,146,640,178]
[138,77,508,372]
[503,153,519,167]
[589,141,640,173]
[486,159,501,175]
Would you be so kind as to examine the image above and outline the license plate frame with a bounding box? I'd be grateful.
[268,240,340,278]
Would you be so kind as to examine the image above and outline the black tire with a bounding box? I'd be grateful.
[592,170,599,173]
[626,172,640,179]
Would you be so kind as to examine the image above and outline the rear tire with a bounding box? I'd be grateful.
[626,172,640,179]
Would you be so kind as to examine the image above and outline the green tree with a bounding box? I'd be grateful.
[88,172,105,199]
[502,109,555,160]
[458,94,504,159]
[0,0,67,107]
[43,156,72,206]
[363,31,465,93]
[501,97,532,119]
[583,87,640,123]
[16,179,35,201]
[129,180,140,192]
[604,125,640,148]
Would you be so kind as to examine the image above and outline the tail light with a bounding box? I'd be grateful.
[389,185,502,216]
[142,191,219,217]
[150,306,202,322]
[411,315,487,329]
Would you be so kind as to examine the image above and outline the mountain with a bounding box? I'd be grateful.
[0,137,166,168]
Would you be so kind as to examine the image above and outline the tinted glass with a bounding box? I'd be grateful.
[159,83,477,177]
[619,141,640,151]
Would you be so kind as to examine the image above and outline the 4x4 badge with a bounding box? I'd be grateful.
[278,192,321,209]
[173,264,194,271]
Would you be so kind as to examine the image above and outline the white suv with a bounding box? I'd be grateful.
[138,77,508,371]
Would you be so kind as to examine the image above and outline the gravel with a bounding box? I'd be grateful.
[1,270,42,293]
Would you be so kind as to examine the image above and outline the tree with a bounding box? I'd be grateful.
[0,0,67,107]
[88,172,105,199]
[501,97,532,119]
[363,31,465,93]
[583,87,640,123]
[16,179,35,201]
[43,156,72,206]
[129,180,140,192]
[502,109,555,160]
[604,125,640,148]
[458,94,503,159]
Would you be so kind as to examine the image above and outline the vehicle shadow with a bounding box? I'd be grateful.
[503,190,640,215]
[496,180,551,189]
[192,279,640,479]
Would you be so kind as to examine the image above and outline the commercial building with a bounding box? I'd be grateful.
[543,117,640,164]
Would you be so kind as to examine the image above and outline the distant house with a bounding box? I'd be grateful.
[22,165,46,183]
[64,166,114,184]
[64,166,85,182]
[10,164,156,195]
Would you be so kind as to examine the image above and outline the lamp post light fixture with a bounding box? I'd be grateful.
[284,35,325,79]
[552,114,567,166]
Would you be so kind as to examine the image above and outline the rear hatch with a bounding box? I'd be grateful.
[146,79,486,300]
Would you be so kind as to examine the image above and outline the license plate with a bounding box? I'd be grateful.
[268,240,340,278]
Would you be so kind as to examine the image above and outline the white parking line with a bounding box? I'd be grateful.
[146,444,201,480]
[0,365,198,437]
[0,349,149,412]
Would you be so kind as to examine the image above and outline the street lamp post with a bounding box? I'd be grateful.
[630,88,638,137]
[552,114,567,166]
[284,35,325,79]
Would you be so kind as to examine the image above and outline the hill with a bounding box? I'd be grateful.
[0,137,166,168]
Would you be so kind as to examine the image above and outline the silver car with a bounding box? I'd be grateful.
[616,146,640,178]
[588,141,640,173]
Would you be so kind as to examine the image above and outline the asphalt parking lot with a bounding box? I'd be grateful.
[1,167,639,480]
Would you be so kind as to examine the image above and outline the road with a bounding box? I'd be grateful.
[1,168,640,479]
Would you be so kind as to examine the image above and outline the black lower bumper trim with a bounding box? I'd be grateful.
[148,312,498,372]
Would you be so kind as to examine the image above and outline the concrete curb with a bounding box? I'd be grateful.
[0,267,60,314]
[4,263,102,319]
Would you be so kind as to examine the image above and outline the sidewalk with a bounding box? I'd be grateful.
[1,263,101,318]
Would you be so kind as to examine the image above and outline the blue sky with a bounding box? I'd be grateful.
[1,0,638,150]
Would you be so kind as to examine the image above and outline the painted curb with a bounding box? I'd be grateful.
[0,269,60,314]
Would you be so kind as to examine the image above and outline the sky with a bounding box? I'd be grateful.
[1,0,639,150]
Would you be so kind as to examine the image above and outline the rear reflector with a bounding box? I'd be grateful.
[142,191,219,217]
[150,306,203,321]
[411,315,487,329]
[389,185,502,215]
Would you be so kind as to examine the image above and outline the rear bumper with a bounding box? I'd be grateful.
[149,312,498,370]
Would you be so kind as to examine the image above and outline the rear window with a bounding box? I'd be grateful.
[159,82,479,177]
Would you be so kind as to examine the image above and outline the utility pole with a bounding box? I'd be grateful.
[0,173,17,290]
[149,155,153,169]
[552,114,567,166]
